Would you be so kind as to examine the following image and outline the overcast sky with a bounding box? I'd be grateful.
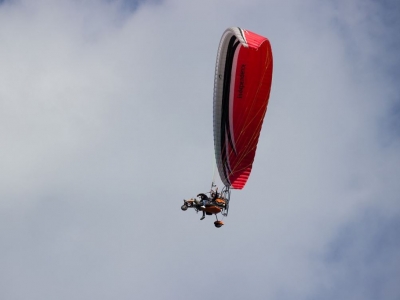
[1,0,399,299]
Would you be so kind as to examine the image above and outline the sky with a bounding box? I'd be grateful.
[0,0,399,299]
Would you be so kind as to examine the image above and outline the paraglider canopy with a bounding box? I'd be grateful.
[213,27,273,190]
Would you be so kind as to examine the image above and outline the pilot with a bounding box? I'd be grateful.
[196,195,208,221]
[210,187,219,202]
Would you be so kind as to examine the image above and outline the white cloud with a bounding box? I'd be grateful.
[0,0,399,299]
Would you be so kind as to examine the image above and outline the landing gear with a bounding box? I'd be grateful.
[214,220,224,228]
[214,214,224,228]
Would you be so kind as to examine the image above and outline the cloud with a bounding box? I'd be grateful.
[0,0,399,299]
[314,210,400,300]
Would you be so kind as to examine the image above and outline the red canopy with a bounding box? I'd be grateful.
[213,27,273,189]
